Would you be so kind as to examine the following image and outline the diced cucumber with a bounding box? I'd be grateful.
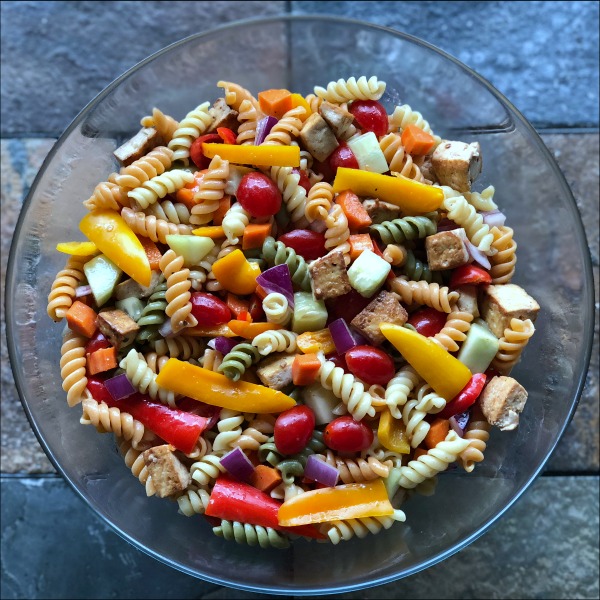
[115,297,144,322]
[301,383,340,425]
[225,165,254,196]
[457,320,500,373]
[83,254,122,307]
[165,235,215,267]
[292,292,328,334]
[347,249,391,298]
[347,131,389,174]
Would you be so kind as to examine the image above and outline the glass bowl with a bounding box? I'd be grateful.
[6,15,594,595]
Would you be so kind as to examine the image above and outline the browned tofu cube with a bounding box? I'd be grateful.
[480,284,540,338]
[416,154,436,183]
[208,97,239,133]
[96,309,139,349]
[256,353,296,390]
[300,113,339,162]
[309,250,352,300]
[362,199,402,224]
[425,228,470,270]
[480,376,528,431]
[113,127,164,166]
[456,284,480,317]
[351,290,408,345]
[432,140,482,192]
[143,444,191,498]
[319,101,355,139]
[114,271,162,300]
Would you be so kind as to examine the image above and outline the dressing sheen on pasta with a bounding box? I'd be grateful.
[48,76,539,548]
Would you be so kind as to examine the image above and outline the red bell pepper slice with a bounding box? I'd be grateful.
[437,373,487,419]
[450,264,492,288]
[216,127,237,145]
[87,376,113,403]
[407,307,448,338]
[205,475,325,539]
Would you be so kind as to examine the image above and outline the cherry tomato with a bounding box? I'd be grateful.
[449,264,492,287]
[327,353,348,372]
[248,293,265,322]
[324,416,374,452]
[190,133,222,169]
[85,331,111,355]
[292,168,311,194]
[345,345,395,386]
[437,374,487,419]
[278,229,327,261]
[86,377,112,403]
[237,172,282,218]
[407,307,448,337]
[326,289,372,324]
[348,100,388,137]
[274,406,316,455]
[329,143,359,176]
[190,292,232,327]
[312,158,334,182]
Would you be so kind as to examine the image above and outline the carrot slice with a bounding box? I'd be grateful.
[335,189,372,230]
[292,353,321,386]
[87,346,117,375]
[65,301,98,338]
[401,124,436,156]
[242,223,272,250]
[212,195,232,226]
[249,465,283,493]
[138,236,162,270]
[258,89,293,119]
[423,418,451,450]
[348,234,375,261]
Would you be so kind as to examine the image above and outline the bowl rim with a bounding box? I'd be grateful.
[5,12,595,596]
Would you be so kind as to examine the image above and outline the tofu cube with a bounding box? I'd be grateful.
[208,97,239,133]
[113,127,164,166]
[351,290,408,345]
[416,154,436,183]
[480,376,528,431]
[425,228,470,271]
[432,140,482,192]
[309,250,352,300]
[319,101,355,139]
[96,309,140,349]
[480,284,540,338]
[300,113,339,162]
[256,353,296,390]
[456,284,480,318]
[362,199,402,224]
[114,271,162,300]
[143,444,191,498]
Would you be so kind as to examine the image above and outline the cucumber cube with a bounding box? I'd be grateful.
[347,249,391,298]
[301,383,340,425]
[292,292,328,334]
[115,297,144,322]
[347,132,389,174]
[165,235,215,267]
[83,254,122,307]
[457,321,500,373]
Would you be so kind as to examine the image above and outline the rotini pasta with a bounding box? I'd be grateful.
[388,103,441,144]
[112,146,174,190]
[324,204,351,264]
[263,106,306,146]
[385,366,421,419]
[214,520,290,549]
[432,306,474,353]
[314,76,386,103]
[218,343,261,381]
[489,225,517,284]
[47,254,90,321]
[262,236,311,291]
[83,181,126,211]
[443,195,495,254]
[127,169,194,210]
[190,155,229,226]
[379,133,429,183]
[262,292,293,326]
[159,249,197,333]
[60,331,88,407]
[168,102,213,164]
[236,99,261,145]
[140,108,179,144]
[252,329,298,356]
[305,181,334,222]
[323,510,406,545]
[221,202,251,242]
[120,207,193,243]
[492,318,535,374]
[269,166,308,225]
[458,407,491,473]
[370,214,438,246]
[389,276,459,313]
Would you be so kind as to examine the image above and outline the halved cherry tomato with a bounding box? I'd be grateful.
[85,331,111,356]
[278,229,327,261]
[407,307,448,338]
[248,293,265,322]
[274,406,316,455]
[327,353,348,372]
[324,416,374,452]
[345,345,395,386]
[437,374,487,419]
[348,100,388,137]
[292,168,311,194]
[237,172,282,218]
[329,143,359,177]
[86,376,113,403]
[190,292,232,327]
[450,264,492,287]
[190,133,222,169]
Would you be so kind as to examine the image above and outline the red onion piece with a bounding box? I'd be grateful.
[75,284,92,298]
[158,319,174,338]
[436,218,459,232]
[220,447,255,482]
[464,239,492,270]
[449,411,470,437]
[255,116,278,145]
[328,318,366,354]
[256,264,294,307]
[304,454,339,487]
[480,210,506,228]
[104,373,136,401]
[208,336,238,355]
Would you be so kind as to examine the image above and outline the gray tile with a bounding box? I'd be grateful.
[291,1,600,128]
[1,475,598,599]
[0,1,287,136]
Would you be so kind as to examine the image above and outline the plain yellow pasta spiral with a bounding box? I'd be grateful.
[47,254,90,321]
[168,102,213,164]
[60,331,88,407]
[128,169,194,210]
[140,108,179,144]
[262,106,306,146]
[236,98,261,145]
[324,204,351,265]
[314,76,386,102]
[305,181,334,222]
[489,225,517,284]
[269,166,308,225]
[458,407,491,473]
[159,249,198,333]
[120,207,192,244]
[83,181,127,211]
[389,276,459,313]
[112,146,174,190]
[217,81,261,112]
[379,133,429,183]
[492,318,535,374]
[432,306,474,353]
[387,103,441,144]
[190,155,229,226]
[443,195,495,254]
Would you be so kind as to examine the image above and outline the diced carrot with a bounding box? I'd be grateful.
[292,353,321,386]
[217,127,237,145]
[176,170,207,209]
[65,301,98,338]
[226,293,250,319]
[254,284,269,300]
[242,223,272,250]
[227,320,282,339]
[87,346,117,375]
[401,124,436,156]
[249,465,283,494]
[258,89,293,119]
[335,189,372,230]
[348,234,375,261]
[191,226,226,239]
[423,418,451,450]
[212,195,232,226]
[137,236,162,270]
[413,447,428,461]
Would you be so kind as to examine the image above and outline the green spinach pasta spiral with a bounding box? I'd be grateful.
[213,520,290,549]
[370,213,438,246]
[261,237,311,291]
[402,249,443,284]
[218,343,261,381]
[135,279,168,343]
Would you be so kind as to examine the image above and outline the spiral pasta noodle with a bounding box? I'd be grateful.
[212,409,245,453]
[443,195,495,254]
[140,108,179,144]
[370,214,437,246]
[236,98,261,145]
[168,102,213,164]
[214,520,290,549]
[459,408,491,473]
[323,511,406,545]
[118,438,155,496]
[201,348,224,372]
[145,199,191,225]
[389,277,459,313]
[492,318,535,374]
[263,106,306,145]
[190,453,226,486]
[222,202,251,242]
[217,81,260,112]
[159,249,197,333]
[402,249,443,284]
[304,93,323,113]
[262,237,311,291]
[401,398,430,448]
[231,426,269,452]
[143,351,170,374]
[60,331,88,407]
[127,169,194,210]
[432,306,473,353]
[269,166,308,225]
[388,103,441,144]
[120,207,193,244]
[47,254,90,321]
[305,181,334,222]
[385,366,421,419]
[262,292,292,326]
[83,181,127,211]
[112,146,174,190]
[413,383,446,414]
[252,329,298,356]
[190,155,229,226]
[379,133,429,182]
[314,76,386,102]
[218,343,261,381]
[318,450,391,484]
[324,204,351,264]
[489,225,517,284]
[176,486,210,516]
[151,335,203,360]
[382,244,407,266]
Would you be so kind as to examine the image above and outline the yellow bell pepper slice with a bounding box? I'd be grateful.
[378,409,410,454]
[212,249,259,295]
[332,167,444,215]
[290,93,312,119]
[202,143,300,167]
[380,323,472,401]
[192,226,226,239]
[56,241,98,256]
[278,479,394,526]
[296,329,336,355]
[79,210,151,286]
[186,323,236,337]
[155,359,296,413]
[228,320,282,339]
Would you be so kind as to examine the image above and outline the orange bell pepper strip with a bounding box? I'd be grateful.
[191,225,226,239]
[212,249,259,295]
[332,167,444,215]
[380,323,472,400]
[56,241,98,256]
[155,359,296,413]
[296,329,336,355]
[290,93,312,120]
[227,320,282,339]
[377,409,410,454]
[202,143,300,167]
[216,127,237,145]
[79,209,151,286]
[186,323,236,337]
[278,479,394,526]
